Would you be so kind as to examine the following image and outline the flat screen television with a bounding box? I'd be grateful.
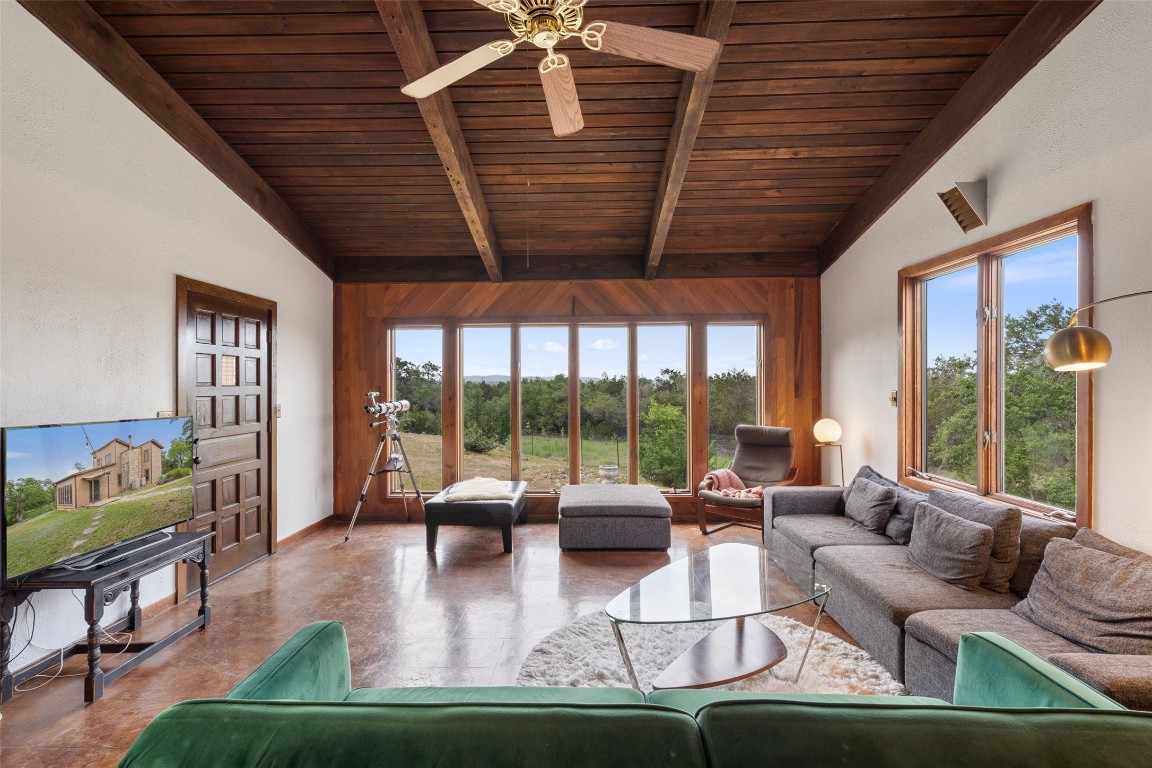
[1,416,195,583]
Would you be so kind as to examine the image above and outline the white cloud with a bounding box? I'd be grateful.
[639,354,649,362]
[1004,243,1077,285]
[588,339,618,351]
[524,343,537,352]
[542,341,564,354]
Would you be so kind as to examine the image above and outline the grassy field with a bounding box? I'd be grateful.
[3,476,193,578]
[391,432,688,493]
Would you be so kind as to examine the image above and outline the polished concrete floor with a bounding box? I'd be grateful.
[0,522,849,767]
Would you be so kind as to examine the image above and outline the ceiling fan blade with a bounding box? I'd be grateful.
[582,21,721,72]
[401,40,517,98]
[539,54,584,137]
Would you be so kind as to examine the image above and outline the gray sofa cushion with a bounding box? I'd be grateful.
[843,477,896,533]
[774,514,895,557]
[1011,515,1076,597]
[926,490,1021,593]
[908,503,995,591]
[905,609,1083,664]
[1012,537,1152,654]
[1048,653,1152,711]
[841,465,925,544]
[814,545,1019,626]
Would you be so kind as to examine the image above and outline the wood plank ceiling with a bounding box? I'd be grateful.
[57,1,1096,282]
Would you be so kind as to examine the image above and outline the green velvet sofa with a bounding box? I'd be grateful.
[120,621,1152,768]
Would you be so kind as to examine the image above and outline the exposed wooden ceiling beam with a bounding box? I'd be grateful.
[17,0,335,279]
[643,0,736,281]
[376,0,502,283]
[817,0,1100,273]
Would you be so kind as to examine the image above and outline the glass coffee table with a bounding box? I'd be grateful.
[604,542,830,690]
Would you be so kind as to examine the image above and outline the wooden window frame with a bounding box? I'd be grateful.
[382,318,763,498]
[898,203,1093,526]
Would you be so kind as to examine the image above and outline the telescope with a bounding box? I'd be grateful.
[364,392,410,417]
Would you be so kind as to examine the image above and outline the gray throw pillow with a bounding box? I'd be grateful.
[843,477,897,534]
[908,502,995,590]
[927,490,1021,593]
[839,466,924,544]
[886,486,928,545]
[1012,537,1152,654]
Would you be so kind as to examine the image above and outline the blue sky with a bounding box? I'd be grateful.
[925,235,1077,361]
[4,417,188,483]
[396,324,758,379]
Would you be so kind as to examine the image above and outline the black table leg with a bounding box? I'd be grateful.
[426,523,438,552]
[501,524,513,554]
[85,587,105,703]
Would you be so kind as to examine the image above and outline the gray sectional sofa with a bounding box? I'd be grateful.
[765,467,1152,710]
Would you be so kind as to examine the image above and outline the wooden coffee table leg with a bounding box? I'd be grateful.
[609,618,641,690]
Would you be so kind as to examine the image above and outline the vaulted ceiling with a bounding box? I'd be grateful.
[24,0,1099,282]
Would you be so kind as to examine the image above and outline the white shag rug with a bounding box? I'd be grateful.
[516,612,906,695]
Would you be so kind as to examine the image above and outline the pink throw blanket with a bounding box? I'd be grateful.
[703,468,764,499]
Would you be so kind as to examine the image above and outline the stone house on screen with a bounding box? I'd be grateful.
[53,438,164,509]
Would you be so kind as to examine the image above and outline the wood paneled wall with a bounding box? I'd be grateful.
[334,277,820,522]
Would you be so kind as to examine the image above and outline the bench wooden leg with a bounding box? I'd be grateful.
[426,523,438,552]
[501,524,513,554]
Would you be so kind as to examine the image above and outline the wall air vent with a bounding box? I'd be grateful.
[937,181,987,233]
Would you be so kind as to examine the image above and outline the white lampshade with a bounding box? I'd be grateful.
[813,418,842,444]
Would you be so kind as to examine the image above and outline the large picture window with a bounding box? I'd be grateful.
[579,326,629,484]
[638,324,688,492]
[461,326,511,481]
[900,205,1092,523]
[384,319,768,498]
[706,324,760,470]
[392,327,443,493]
[520,326,569,492]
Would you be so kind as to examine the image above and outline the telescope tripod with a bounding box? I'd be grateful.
[344,415,425,542]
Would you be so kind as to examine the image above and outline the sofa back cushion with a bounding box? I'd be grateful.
[1012,537,1152,655]
[121,700,707,768]
[908,503,994,590]
[1073,527,1152,561]
[842,465,926,544]
[695,700,1152,768]
[1011,515,1075,597]
[843,477,897,533]
[926,490,1021,593]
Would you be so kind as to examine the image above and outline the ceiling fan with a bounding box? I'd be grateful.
[400,0,723,137]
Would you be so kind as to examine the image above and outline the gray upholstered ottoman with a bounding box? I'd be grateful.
[424,480,527,553]
[558,484,672,551]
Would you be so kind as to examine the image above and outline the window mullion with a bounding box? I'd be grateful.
[976,252,1001,496]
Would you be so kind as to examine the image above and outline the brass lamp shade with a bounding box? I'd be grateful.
[1044,325,1112,371]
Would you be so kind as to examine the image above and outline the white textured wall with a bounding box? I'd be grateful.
[821,0,1152,553]
[1,3,334,670]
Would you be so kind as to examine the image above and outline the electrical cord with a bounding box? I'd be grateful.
[10,590,135,693]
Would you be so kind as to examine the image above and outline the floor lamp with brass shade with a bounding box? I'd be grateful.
[1043,290,1152,371]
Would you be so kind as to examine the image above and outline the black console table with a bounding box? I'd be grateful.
[1,530,213,703]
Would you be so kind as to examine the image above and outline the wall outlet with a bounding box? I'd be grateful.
[276,404,282,418]
[156,410,174,417]
[889,390,898,407]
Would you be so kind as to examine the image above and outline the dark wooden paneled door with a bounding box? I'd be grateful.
[177,277,276,589]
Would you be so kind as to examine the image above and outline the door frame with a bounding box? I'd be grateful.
[176,276,278,590]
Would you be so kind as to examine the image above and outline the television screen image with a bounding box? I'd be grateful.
[2,416,195,582]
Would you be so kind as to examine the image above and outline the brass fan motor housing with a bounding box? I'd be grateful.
[507,1,584,48]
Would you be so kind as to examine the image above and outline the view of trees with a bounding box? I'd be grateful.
[925,301,1076,510]
[162,419,194,474]
[392,358,756,490]
[4,477,54,524]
